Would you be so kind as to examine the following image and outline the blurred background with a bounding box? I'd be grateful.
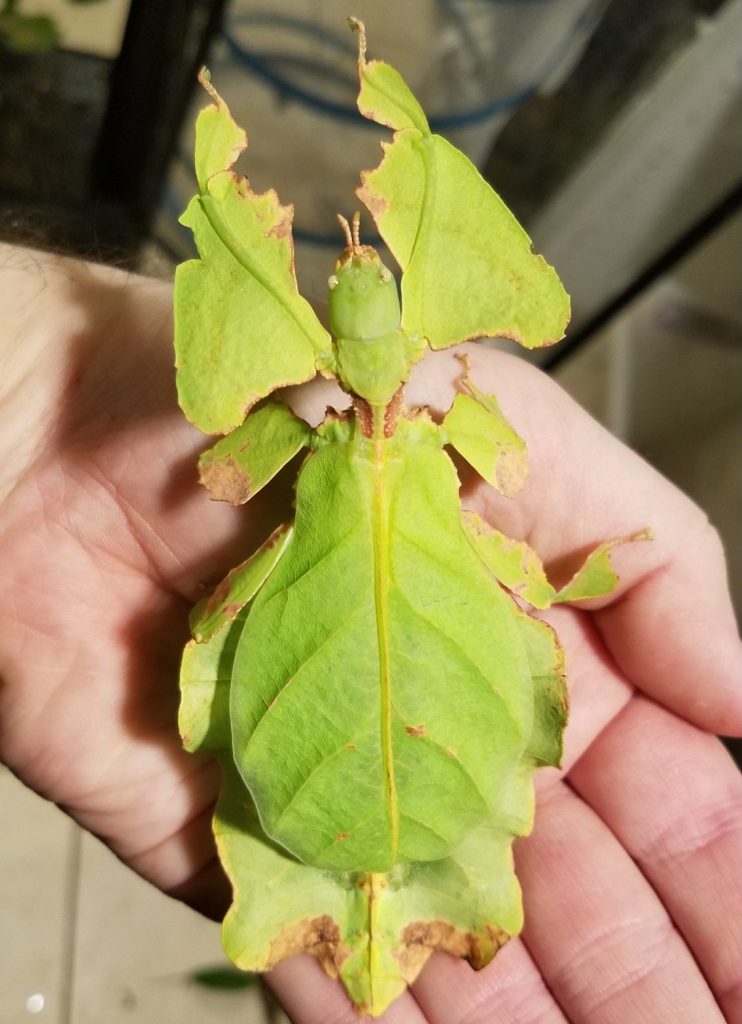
[1,0,740,1020]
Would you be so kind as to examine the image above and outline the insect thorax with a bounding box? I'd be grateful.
[328,247,416,406]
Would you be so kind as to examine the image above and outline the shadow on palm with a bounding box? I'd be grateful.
[0,265,299,915]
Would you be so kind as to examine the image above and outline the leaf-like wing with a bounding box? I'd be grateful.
[174,73,332,435]
[199,401,312,505]
[443,363,528,497]
[463,510,649,608]
[352,31,569,350]
[230,418,535,873]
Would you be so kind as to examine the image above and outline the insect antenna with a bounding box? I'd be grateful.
[337,213,354,251]
[337,212,365,254]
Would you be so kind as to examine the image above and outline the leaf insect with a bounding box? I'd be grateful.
[174,19,644,1016]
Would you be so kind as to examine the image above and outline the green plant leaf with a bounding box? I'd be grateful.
[174,72,332,435]
[0,12,58,53]
[199,401,312,505]
[463,510,648,608]
[353,36,569,351]
[189,964,258,990]
[443,361,528,496]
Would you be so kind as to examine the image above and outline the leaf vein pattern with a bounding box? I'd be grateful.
[398,812,450,845]
[371,439,398,863]
[410,735,491,813]
[394,523,482,584]
[391,583,517,724]
[247,600,369,739]
[271,734,375,831]
[311,808,382,861]
[260,519,366,610]
[200,196,324,352]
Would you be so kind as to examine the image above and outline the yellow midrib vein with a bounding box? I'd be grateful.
[371,433,399,863]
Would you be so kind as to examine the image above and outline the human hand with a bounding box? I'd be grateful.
[1,246,740,1023]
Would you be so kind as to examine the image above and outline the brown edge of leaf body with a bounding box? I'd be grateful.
[199,455,251,506]
[261,913,510,993]
[494,458,528,498]
[266,915,346,979]
[399,920,510,972]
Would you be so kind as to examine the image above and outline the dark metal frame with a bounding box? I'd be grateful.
[93,0,228,248]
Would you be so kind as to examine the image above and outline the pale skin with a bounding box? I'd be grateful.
[1,243,741,1023]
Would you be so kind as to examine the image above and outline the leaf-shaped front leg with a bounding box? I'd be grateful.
[175,73,333,435]
[463,509,650,608]
[350,23,569,351]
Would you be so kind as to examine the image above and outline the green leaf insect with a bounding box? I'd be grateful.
[174,20,641,1016]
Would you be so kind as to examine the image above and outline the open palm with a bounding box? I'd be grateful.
[1,247,740,1023]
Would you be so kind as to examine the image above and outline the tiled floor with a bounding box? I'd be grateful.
[0,767,283,1024]
[0,767,73,1024]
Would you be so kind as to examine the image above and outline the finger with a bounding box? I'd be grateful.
[415,345,742,737]
[569,697,742,1022]
[166,852,231,921]
[412,942,568,1024]
[267,954,429,1023]
[517,782,727,1024]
